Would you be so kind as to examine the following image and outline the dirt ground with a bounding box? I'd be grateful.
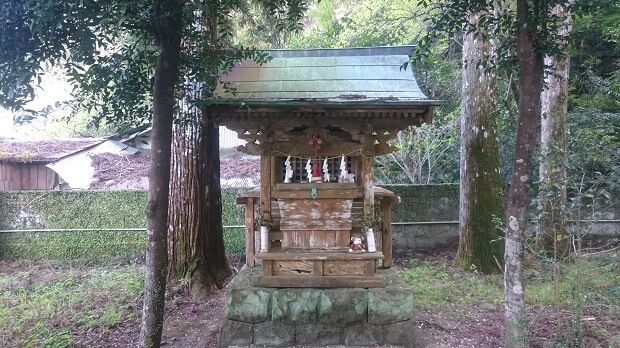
[91,251,492,348]
[88,250,619,348]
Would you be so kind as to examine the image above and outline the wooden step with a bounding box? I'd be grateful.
[253,274,384,288]
[253,252,385,288]
[254,251,384,261]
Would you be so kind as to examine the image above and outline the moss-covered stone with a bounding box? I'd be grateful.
[271,288,321,324]
[224,287,273,323]
[295,323,342,346]
[317,288,367,327]
[343,323,384,346]
[253,321,295,347]
[368,288,413,324]
[217,319,253,347]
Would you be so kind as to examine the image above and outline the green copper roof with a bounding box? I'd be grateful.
[215,46,439,106]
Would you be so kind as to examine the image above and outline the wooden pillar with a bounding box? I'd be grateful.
[259,144,272,221]
[362,139,375,214]
[270,155,278,185]
[258,143,272,259]
[244,198,255,267]
[381,197,393,268]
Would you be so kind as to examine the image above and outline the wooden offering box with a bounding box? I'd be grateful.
[273,183,357,251]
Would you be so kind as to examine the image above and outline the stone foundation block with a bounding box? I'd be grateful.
[318,288,367,327]
[272,288,321,324]
[224,266,274,323]
[343,323,384,346]
[368,288,413,324]
[253,321,295,347]
[295,323,343,346]
[217,319,253,348]
[384,319,415,347]
[225,288,273,323]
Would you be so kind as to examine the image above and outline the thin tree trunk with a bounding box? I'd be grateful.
[139,0,183,347]
[456,8,505,274]
[505,0,543,346]
[538,1,573,258]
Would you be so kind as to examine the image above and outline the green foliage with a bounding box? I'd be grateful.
[383,184,459,222]
[0,185,460,258]
[0,261,143,347]
[401,259,503,312]
[0,188,251,258]
[0,231,146,260]
[0,0,309,129]
[570,1,620,113]
[0,190,148,231]
[526,254,619,308]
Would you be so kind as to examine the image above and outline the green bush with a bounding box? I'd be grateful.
[0,185,457,259]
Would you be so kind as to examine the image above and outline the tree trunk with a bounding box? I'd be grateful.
[168,108,232,296]
[537,1,573,258]
[456,9,505,274]
[167,5,231,298]
[505,0,543,346]
[139,1,183,347]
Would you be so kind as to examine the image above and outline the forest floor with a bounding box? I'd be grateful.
[1,248,619,347]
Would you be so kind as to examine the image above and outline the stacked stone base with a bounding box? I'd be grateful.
[218,266,414,347]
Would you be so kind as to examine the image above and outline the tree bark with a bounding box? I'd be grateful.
[168,108,232,296]
[166,6,231,298]
[505,0,543,346]
[537,1,573,258]
[139,0,183,347]
[456,9,505,274]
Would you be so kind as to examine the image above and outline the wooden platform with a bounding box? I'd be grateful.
[253,251,385,288]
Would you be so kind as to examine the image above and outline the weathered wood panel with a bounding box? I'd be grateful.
[0,164,8,191]
[269,259,374,277]
[323,260,365,276]
[254,251,384,261]
[278,199,353,230]
[36,165,47,189]
[46,167,57,190]
[281,230,350,249]
[12,165,22,190]
[272,260,314,275]
[272,183,358,199]
[29,165,39,189]
[262,260,273,276]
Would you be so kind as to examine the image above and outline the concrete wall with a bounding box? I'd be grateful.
[383,184,620,250]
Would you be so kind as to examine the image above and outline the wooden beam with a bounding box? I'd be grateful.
[313,260,323,276]
[254,251,384,261]
[262,260,273,276]
[253,274,385,288]
[270,155,278,185]
[364,260,376,276]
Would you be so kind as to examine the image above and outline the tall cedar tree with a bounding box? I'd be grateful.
[537,1,573,257]
[456,6,505,274]
[414,1,574,345]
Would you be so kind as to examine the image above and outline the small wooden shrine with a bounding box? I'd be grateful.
[211,46,439,288]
